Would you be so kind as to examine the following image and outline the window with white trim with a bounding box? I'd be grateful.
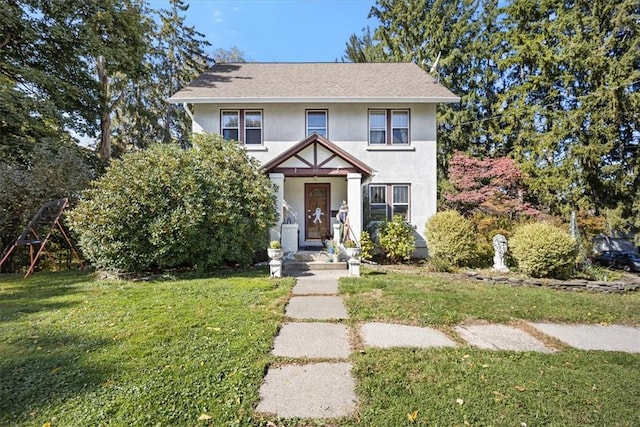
[306,110,327,137]
[368,109,410,145]
[368,184,411,221]
[221,110,263,145]
[244,110,262,145]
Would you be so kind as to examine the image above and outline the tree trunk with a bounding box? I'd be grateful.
[96,56,111,160]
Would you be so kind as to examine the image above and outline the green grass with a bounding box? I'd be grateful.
[0,270,294,426]
[2,268,639,426]
[345,348,640,426]
[339,269,640,427]
[340,270,640,325]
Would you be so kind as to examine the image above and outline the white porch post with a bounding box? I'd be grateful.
[269,173,285,241]
[347,173,362,244]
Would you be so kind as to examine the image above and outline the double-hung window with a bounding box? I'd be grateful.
[368,109,410,145]
[307,110,327,137]
[221,110,263,145]
[368,184,410,222]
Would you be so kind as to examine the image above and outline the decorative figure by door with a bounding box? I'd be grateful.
[336,200,350,243]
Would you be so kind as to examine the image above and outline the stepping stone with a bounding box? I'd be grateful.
[360,322,456,348]
[272,323,351,359]
[286,296,348,320]
[455,324,554,353]
[292,279,339,295]
[529,323,640,353]
[255,362,357,419]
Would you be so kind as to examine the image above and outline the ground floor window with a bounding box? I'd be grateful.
[367,184,410,222]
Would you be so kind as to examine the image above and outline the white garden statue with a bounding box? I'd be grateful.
[492,234,509,272]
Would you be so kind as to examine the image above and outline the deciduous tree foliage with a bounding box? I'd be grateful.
[68,133,278,272]
[444,151,539,217]
[0,139,95,271]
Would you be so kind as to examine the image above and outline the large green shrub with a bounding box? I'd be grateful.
[425,210,476,267]
[509,222,577,279]
[378,215,416,262]
[68,133,277,272]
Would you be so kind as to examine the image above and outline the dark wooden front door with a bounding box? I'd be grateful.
[305,183,331,240]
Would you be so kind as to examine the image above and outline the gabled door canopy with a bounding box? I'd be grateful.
[262,133,373,177]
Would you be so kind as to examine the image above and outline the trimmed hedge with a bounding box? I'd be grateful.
[425,210,476,267]
[509,222,577,279]
[68,133,277,272]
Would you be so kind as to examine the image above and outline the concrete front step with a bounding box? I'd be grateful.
[284,260,348,271]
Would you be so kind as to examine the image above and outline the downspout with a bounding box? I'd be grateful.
[183,102,195,122]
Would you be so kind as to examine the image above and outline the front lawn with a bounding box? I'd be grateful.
[0,270,294,426]
[340,269,640,325]
[340,269,640,427]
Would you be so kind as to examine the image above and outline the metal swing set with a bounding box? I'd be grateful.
[0,198,83,278]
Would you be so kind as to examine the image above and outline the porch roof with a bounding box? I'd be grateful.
[262,134,373,177]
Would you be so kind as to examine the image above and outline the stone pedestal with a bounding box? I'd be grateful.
[348,258,361,277]
[281,223,299,256]
[269,259,283,278]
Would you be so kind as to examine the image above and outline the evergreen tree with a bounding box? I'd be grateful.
[111,0,211,150]
[498,0,639,216]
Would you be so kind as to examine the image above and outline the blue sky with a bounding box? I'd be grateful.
[150,0,377,62]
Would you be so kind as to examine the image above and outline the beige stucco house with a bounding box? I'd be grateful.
[169,62,459,256]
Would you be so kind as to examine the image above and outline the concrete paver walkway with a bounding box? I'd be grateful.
[257,270,356,420]
[256,362,357,418]
[361,322,457,348]
[529,323,640,352]
[455,324,554,353]
[285,295,348,320]
[272,322,351,358]
[256,270,640,422]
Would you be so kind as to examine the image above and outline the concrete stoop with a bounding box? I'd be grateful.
[284,250,348,272]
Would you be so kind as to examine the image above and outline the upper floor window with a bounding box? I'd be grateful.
[244,111,262,145]
[307,110,327,137]
[221,110,263,145]
[368,109,410,145]
[368,184,410,222]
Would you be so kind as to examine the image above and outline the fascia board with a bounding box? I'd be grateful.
[167,96,461,104]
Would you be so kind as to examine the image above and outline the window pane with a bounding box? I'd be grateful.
[370,130,386,144]
[392,129,408,144]
[222,112,238,128]
[307,111,326,128]
[392,111,408,127]
[370,186,386,204]
[369,111,386,129]
[245,128,261,144]
[245,111,262,128]
[370,206,388,222]
[393,186,408,204]
[392,205,408,220]
[223,129,238,141]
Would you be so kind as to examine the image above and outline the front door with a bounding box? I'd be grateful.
[305,183,331,241]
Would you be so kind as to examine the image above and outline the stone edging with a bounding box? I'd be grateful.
[452,271,640,293]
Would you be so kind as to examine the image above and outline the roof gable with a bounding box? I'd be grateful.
[169,62,459,104]
[262,134,373,177]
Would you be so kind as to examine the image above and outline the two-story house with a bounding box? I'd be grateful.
[169,62,459,257]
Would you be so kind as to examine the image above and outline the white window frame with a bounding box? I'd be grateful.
[368,184,411,222]
[306,110,328,137]
[368,109,411,145]
[221,110,239,142]
[221,109,263,146]
[244,110,263,145]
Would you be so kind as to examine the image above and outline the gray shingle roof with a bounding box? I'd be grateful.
[168,62,459,103]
